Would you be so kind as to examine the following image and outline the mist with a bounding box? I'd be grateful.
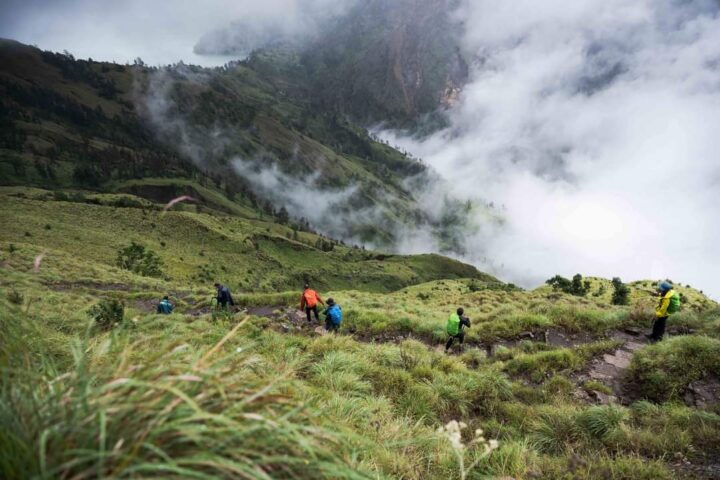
[381,0,720,298]
[0,0,355,66]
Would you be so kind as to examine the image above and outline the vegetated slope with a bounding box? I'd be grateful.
[0,39,474,248]
[2,219,719,479]
[0,186,492,293]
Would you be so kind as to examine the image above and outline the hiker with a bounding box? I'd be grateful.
[214,283,235,309]
[157,295,173,314]
[647,281,681,341]
[445,307,471,353]
[323,298,342,333]
[299,283,324,322]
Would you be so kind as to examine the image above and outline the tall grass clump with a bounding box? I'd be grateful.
[0,326,371,479]
[626,335,720,402]
[234,291,299,307]
[505,349,582,382]
[530,408,581,454]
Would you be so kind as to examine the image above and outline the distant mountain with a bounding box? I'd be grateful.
[195,0,468,129]
[0,38,474,250]
[300,0,468,127]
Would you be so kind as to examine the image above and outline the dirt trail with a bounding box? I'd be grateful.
[573,330,649,404]
[126,299,719,409]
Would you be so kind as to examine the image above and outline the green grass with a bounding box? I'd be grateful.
[0,190,488,294]
[627,335,720,402]
[1,190,719,479]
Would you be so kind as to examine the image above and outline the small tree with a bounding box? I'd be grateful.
[88,298,124,330]
[547,274,590,296]
[570,274,591,296]
[116,242,163,277]
[611,277,630,305]
[277,207,290,225]
[546,275,571,292]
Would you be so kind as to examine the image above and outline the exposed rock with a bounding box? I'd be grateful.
[603,350,632,369]
[683,377,720,409]
[623,327,642,336]
[589,390,617,405]
[518,331,534,340]
[589,362,618,382]
[623,341,645,352]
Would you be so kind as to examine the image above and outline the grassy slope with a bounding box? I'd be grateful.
[0,187,490,293]
[1,191,719,479]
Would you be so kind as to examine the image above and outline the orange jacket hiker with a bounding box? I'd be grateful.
[300,288,323,309]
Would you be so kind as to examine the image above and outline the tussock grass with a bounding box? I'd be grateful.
[627,335,720,402]
[0,324,370,479]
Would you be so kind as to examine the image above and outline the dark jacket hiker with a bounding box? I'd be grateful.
[214,283,235,309]
[445,307,471,353]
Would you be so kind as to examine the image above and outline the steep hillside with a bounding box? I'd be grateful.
[0,39,471,248]
[298,0,467,128]
[193,0,468,129]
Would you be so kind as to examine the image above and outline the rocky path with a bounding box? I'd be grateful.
[575,329,648,404]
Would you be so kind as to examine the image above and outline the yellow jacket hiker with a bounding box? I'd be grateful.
[647,281,681,341]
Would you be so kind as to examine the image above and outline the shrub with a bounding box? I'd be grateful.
[88,298,124,330]
[115,241,163,277]
[546,274,590,296]
[611,277,630,305]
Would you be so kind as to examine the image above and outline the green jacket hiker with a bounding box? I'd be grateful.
[445,307,470,353]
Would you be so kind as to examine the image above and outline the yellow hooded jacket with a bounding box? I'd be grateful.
[656,289,679,318]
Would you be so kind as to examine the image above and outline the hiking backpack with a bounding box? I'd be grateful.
[447,313,460,336]
[667,291,681,314]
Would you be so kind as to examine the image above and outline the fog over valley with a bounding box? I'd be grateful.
[4,0,720,298]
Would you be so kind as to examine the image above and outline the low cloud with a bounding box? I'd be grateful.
[382,0,720,298]
[1,0,356,66]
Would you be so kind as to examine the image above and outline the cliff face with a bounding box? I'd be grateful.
[301,0,468,126]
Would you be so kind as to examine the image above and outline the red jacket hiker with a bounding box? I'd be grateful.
[300,285,324,323]
[300,288,323,309]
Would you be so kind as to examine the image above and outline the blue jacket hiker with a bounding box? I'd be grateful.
[157,296,173,314]
[323,298,342,332]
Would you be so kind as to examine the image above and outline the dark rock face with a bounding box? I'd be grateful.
[300,0,468,126]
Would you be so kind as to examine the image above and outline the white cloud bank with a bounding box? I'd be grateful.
[382,0,720,298]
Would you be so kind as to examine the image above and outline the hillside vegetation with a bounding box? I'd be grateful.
[2,185,720,479]
[2,33,720,480]
[0,39,478,250]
